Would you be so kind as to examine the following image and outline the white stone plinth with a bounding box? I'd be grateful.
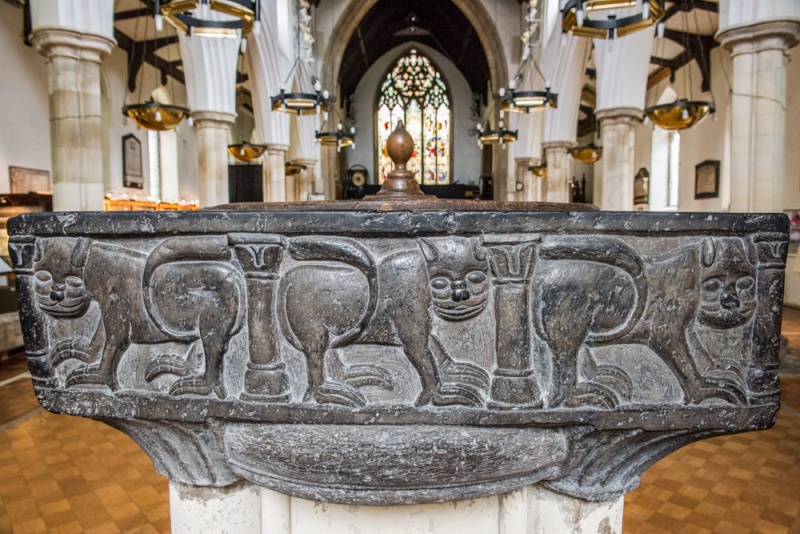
[169,482,623,534]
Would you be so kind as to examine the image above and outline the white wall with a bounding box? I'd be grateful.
[0,2,51,193]
[350,42,482,185]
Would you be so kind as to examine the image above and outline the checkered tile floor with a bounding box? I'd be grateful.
[1,309,799,533]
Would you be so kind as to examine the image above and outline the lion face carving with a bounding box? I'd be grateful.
[33,238,92,319]
[697,238,756,330]
[420,238,490,322]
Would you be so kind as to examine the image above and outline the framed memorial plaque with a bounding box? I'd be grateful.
[9,166,51,194]
[694,160,719,199]
[123,134,144,189]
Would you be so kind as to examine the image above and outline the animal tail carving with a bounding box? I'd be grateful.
[286,236,379,349]
[539,236,648,344]
[142,236,245,340]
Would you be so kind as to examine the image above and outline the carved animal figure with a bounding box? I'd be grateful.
[33,236,245,397]
[278,236,491,407]
[533,236,755,408]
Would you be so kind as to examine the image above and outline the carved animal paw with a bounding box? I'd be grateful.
[65,365,110,389]
[145,354,190,382]
[431,383,486,407]
[591,364,633,401]
[342,363,394,390]
[169,376,226,399]
[309,382,368,408]
[561,382,621,410]
[697,375,748,405]
[436,356,491,392]
[50,338,94,368]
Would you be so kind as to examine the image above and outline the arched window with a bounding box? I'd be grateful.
[377,50,451,185]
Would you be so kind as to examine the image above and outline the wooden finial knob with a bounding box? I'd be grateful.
[371,120,426,199]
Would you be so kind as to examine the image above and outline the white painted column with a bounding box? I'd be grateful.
[265,144,289,202]
[170,481,261,534]
[247,9,291,201]
[192,111,236,207]
[542,142,573,204]
[179,16,240,208]
[293,158,318,201]
[29,0,115,211]
[595,108,642,211]
[514,157,535,202]
[717,20,800,213]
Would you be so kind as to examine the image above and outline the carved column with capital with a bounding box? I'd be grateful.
[595,108,643,211]
[717,20,800,213]
[29,27,114,211]
[542,142,574,204]
[293,158,319,201]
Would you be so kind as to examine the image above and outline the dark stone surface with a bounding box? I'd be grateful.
[7,208,789,505]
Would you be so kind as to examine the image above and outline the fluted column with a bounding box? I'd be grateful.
[542,142,572,204]
[595,108,641,211]
[29,0,115,211]
[179,17,240,207]
[193,111,236,207]
[718,19,800,212]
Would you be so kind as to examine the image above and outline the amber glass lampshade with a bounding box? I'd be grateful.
[569,144,603,163]
[123,103,190,131]
[530,164,548,178]
[228,142,267,162]
[285,162,307,175]
[645,100,714,131]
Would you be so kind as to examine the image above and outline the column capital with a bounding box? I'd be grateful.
[29,27,115,63]
[542,141,575,152]
[292,158,318,167]
[717,20,800,55]
[192,110,237,127]
[267,144,290,156]
[595,107,643,126]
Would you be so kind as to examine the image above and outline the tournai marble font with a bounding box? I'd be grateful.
[10,123,789,506]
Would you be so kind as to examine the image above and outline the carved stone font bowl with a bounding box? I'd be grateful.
[8,204,788,505]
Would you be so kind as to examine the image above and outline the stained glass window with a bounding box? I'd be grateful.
[377,50,451,185]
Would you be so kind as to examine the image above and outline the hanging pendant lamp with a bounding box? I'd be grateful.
[477,121,518,148]
[644,9,715,131]
[569,143,603,163]
[562,0,665,39]
[271,2,328,116]
[502,1,557,113]
[156,0,260,37]
[122,5,190,131]
[315,109,356,153]
[228,141,268,162]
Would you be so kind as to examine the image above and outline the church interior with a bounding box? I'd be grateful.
[1,0,799,531]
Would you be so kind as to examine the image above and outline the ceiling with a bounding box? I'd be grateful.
[337,0,492,107]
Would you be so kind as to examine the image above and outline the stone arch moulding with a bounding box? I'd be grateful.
[321,0,509,108]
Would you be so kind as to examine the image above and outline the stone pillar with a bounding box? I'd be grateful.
[595,108,642,211]
[542,142,572,204]
[717,21,800,213]
[179,17,240,208]
[29,28,114,211]
[264,144,288,202]
[514,158,534,202]
[294,158,318,201]
[192,111,236,207]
